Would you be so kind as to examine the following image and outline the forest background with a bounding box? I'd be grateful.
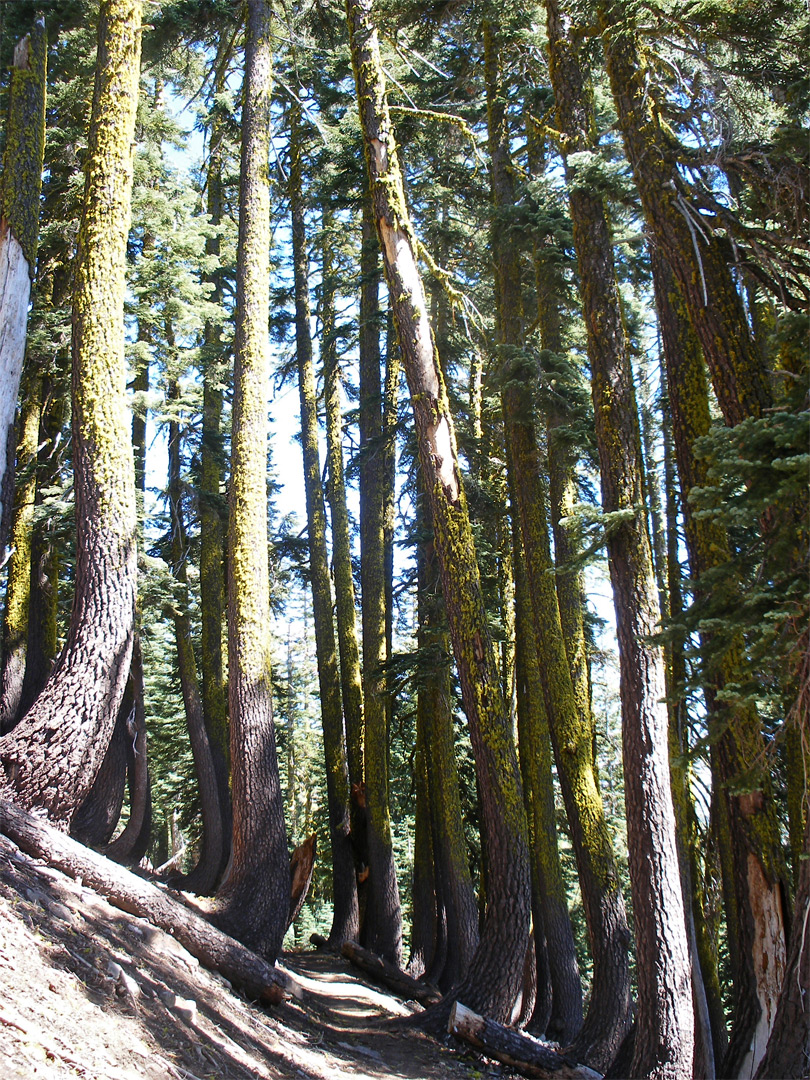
[0,1,806,1079]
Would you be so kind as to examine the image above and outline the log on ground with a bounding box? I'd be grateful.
[342,940,441,1005]
[0,798,297,1005]
[448,1001,602,1080]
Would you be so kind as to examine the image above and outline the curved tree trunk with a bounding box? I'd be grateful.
[290,104,358,946]
[215,0,288,962]
[0,0,141,827]
[346,0,530,1024]
[71,698,129,848]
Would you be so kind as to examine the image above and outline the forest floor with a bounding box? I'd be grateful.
[0,832,512,1080]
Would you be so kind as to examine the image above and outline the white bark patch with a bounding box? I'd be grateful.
[432,414,459,503]
[370,136,389,174]
[377,223,438,397]
[0,222,31,529]
[738,853,787,1080]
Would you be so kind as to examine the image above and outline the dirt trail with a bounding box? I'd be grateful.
[0,833,508,1080]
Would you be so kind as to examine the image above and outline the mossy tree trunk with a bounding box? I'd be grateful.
[597,5,770,428]
[545,3,694,1075]
[486,22,624,1065]
[199,49,231,880]
[215,0,288,962]
[347,0,530,1023]
[652,248,787,1080]
[322,208,365,804]
[0,20,46,551]
[0,368,41,732]
[357,198,402,964]
[418,490,479,993]
[291,104,359,946]
[0,0,141,826]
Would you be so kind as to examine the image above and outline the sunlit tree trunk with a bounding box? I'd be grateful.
[347,0,530,1023]
[216,0,288,962]
[0,0,141,826]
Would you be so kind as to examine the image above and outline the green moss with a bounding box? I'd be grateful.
[0,20,47,272]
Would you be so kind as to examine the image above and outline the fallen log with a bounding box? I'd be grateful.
[342,940,442,1006]
[448,1001,602,1080]
[0,798,296,1006]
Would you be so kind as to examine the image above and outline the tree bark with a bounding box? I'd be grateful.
[346,0,530,1025]
[0,22,47,550]
[105,635,151,866]
[290,105,358,946]
[0,0,141,826]
[215,0,288,962]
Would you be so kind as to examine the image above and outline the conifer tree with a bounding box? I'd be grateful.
[0,0,142,825]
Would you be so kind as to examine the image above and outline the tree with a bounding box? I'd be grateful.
[215,0,288,961]
[0,0,141,826]
[0,17,46,550]
[346,0,530,1024]
[544,1,694,1074]
[290,100,358,946]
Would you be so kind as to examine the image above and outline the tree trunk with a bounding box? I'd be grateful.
[322,209,365,804]
[215,0,288,962]
[71,698,129,848]
[448,1002,601,1080]
[487,21,623,1065]
[290,105,358,946]
[167,374,223,896]
[19,373,64,720]
[0,798,295,1005]
[418,493,479,992]
[545,4,694,1075]
[357,199,402,964]
[346,0,530,1024]
[0,22,47,550]
[199,51,231,880]
[0,370,41,732]
[105,635,151,866]
[0,0,141,826]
